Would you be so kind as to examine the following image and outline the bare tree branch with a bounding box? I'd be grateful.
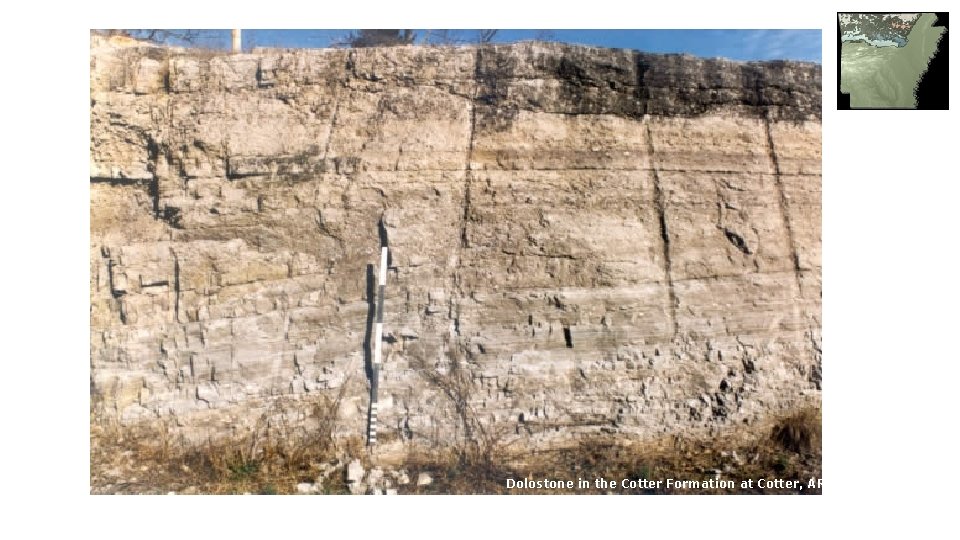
[534,29,557,42]
[95,29,215,47]
[477,29,498,44]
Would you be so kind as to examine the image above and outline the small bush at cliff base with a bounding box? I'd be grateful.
[771,408,821,454]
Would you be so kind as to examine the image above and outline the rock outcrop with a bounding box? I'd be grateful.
[90,37,821,449]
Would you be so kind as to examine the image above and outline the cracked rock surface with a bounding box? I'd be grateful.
[90,36,821,447]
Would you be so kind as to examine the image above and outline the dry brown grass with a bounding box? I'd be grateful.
[396,406,822,495]
[771,407,821,454]
[91,392,360,495]
[399,434,521,494]
[92,404,822,495]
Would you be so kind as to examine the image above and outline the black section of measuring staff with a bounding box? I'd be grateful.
[377,284,385,323]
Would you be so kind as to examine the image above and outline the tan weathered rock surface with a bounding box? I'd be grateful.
[90,37,821,447]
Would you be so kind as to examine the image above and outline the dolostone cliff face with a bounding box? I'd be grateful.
[90,37,821,452]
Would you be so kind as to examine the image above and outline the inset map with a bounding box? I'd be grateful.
[839,12,948,109]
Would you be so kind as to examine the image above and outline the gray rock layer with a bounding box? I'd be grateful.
[90,37,822,447]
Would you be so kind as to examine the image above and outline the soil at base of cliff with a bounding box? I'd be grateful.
[90,407,821,495]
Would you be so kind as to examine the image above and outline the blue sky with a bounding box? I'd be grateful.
[143,29,821,63]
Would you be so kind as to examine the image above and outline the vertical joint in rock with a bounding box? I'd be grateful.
[645,123,679,337]
[458,48,483,255]
[172,250,181,324]
[634,51,650,117]
[142,132,165,221]
[764,115,803,293]
[323,97,341,160]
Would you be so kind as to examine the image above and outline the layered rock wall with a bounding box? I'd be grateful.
[90,38,821,447]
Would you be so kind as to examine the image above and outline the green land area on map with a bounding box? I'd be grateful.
[840,13,946,108]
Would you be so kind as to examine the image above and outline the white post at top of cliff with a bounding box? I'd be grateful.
[231,30,241,53]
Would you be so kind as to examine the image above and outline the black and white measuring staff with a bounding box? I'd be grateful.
[369,247,387,446]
